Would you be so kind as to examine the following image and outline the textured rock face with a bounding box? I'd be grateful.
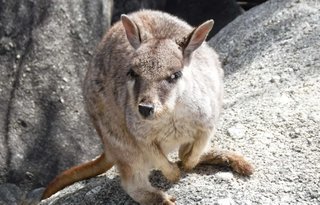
[209,0,320,204]
[39,0,320,204]
[0,0,112,203]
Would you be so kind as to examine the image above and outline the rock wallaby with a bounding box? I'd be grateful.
[41,10,253,205]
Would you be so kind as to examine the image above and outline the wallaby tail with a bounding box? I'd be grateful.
[41,153,113,199]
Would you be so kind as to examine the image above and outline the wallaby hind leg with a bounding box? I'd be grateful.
[119,163,176,205]
[199,149,253,176]
[179,130,253,176]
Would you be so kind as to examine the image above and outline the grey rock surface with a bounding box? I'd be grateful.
[40,0,320,204]
[0,183,23,205]
[0,0,112,201]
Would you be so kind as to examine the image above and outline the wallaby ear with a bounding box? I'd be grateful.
[121,14,141,49]
[184,20,214,56]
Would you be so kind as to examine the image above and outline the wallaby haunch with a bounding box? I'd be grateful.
[42,10,253,205]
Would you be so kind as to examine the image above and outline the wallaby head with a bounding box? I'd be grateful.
[121,14,214,120]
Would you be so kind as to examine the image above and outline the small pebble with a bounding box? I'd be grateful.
[227,123,246,139]
[215,197,236,205]
[62,77,69,82]
[215,172,234,181]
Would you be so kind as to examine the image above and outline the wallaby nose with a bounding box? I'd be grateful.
[138,104,154,118]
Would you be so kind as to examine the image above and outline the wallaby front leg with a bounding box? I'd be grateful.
[179,130,211,170]
[148,143,181,183]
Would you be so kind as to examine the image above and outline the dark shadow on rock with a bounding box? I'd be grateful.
[149,170,175,191]
[111,0,167,25]
[7,84,63,189]
[82,0,110,39]
[4,38,32,189]
[40,165,239,204]
[43,175,138,205]
[111,0,243,38]
[165,0,243,37]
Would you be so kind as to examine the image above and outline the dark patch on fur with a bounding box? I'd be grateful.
[133,78,141,104]
[94,79,104,92]
[176,28,194,50]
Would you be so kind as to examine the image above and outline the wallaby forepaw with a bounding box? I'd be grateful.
[162,195,176,205]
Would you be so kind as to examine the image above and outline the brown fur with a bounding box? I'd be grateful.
[42,10,253,204]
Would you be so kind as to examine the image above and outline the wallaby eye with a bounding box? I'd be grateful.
[127,69,139,79]
[166,71,182,83]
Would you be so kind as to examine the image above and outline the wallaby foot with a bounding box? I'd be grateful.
[199,149,253,176]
